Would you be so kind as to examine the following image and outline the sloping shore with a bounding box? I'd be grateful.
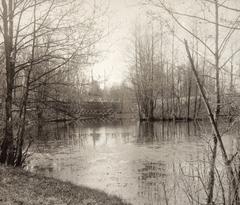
[0,166,130,205]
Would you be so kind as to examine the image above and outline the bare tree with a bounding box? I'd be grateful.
[0,0,105,166]
[144,0,240,204]
[129,23,166,121]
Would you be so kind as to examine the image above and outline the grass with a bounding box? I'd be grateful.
[0,166,131,205]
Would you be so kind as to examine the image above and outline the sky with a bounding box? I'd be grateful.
[91,0,194,87]
[91,0,142,87]
[91,0,240,88]
[90,0,207,87]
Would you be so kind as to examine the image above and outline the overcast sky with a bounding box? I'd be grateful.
[91,0,240,87]
[91,0,142,87]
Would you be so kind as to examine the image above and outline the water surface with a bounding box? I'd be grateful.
[27,120,239,205]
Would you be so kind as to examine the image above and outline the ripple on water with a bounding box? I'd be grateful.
[27,121,239,205]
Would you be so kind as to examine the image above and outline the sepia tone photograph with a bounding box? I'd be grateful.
[0,0,240,204]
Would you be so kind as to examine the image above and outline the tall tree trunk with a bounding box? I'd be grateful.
[15,0,37,166]
[207,2,220,203]
[193,38,199,120]
[160,24,164,120]
[185,39,239,205]
[166,62,169,119]
[15,70,31,166]
[197,38,207,118]
[171,29,175,120]
[148,24,154,121]
[0,0,15,165]
[187,68,192,121]
[176,69,181,118]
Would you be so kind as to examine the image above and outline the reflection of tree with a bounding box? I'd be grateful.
[91,128,100,147]
[137,161,167,203]
[121,132,130,144]
[136,121,201,144]
[137,122,155,143]
[139,162,166,181]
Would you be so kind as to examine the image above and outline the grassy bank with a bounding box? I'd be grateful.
[0,166,130,205]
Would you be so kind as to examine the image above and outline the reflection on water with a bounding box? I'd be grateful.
[26,120,238,205]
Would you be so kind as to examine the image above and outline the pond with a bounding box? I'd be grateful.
[26,120,240,205]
